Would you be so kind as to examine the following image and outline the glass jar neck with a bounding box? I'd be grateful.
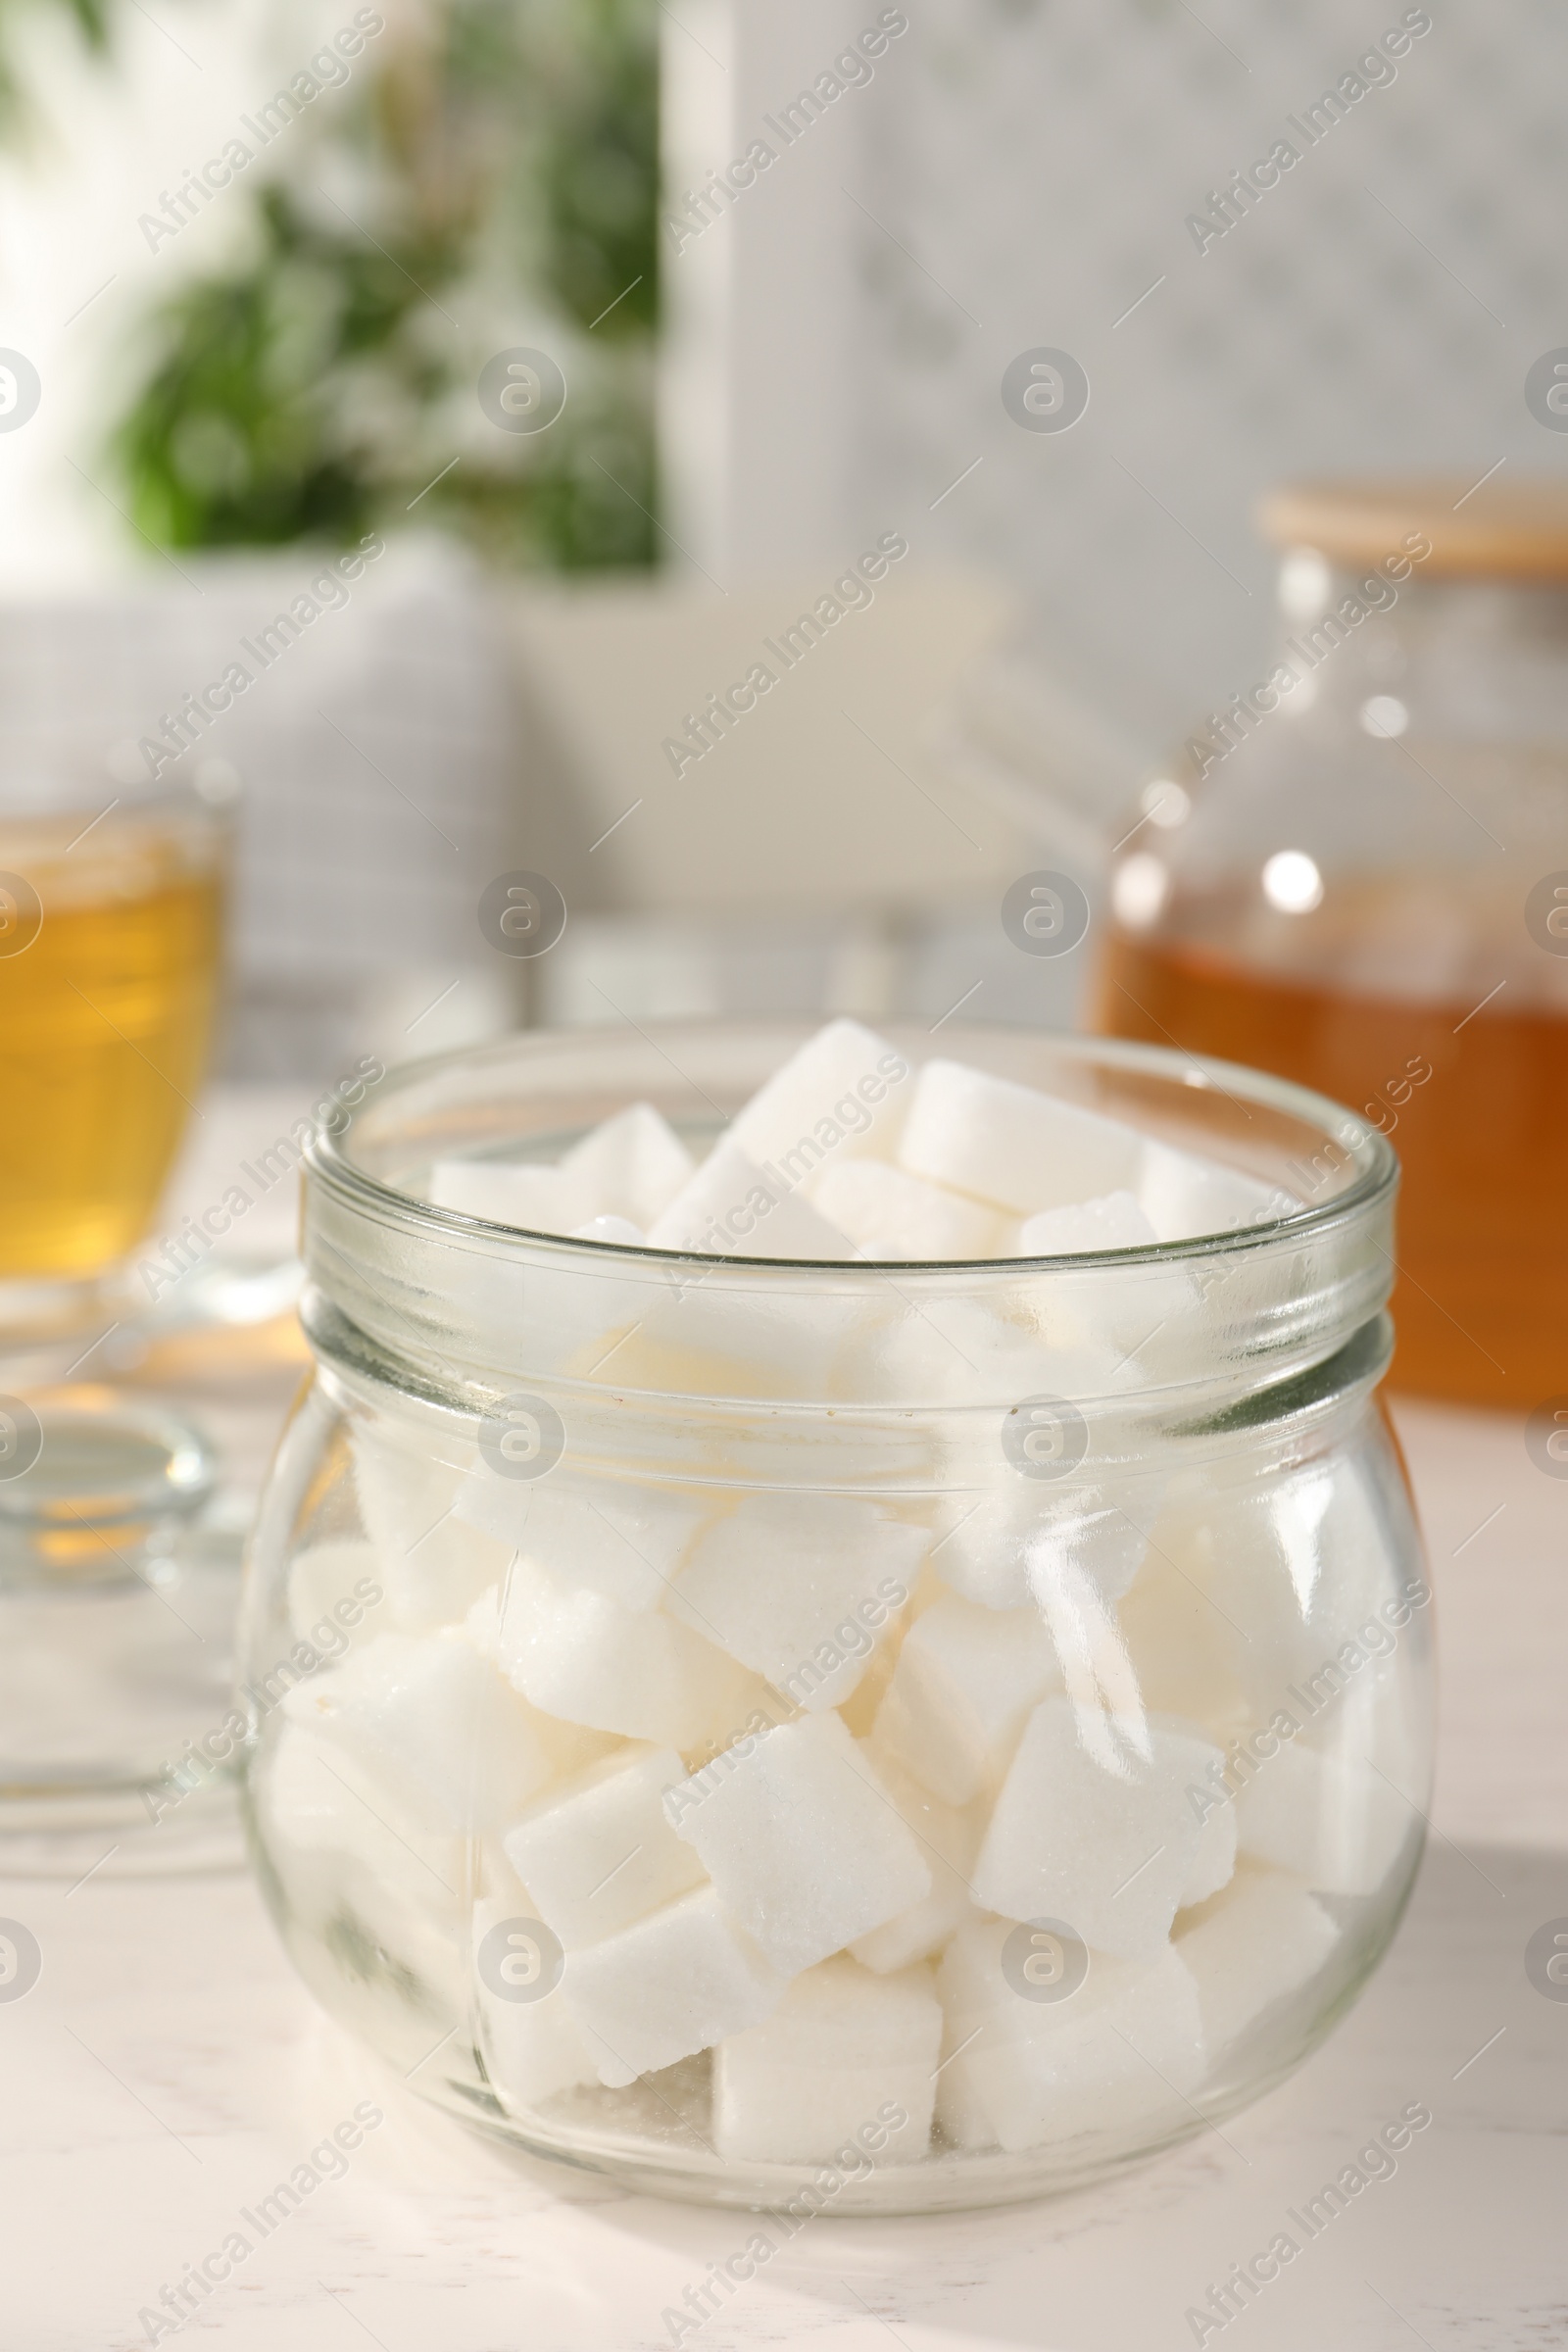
[1281,550,1568,641]
[1271,552,1568,742]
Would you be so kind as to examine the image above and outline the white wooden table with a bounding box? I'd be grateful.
[2,1394,1563,2352]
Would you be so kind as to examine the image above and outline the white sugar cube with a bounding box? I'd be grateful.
[898,1060,1145,1216]
[930,1479,1154,1615]
[936,1917,1205,2153]
[614,1271,867,1402]
[1180,1788,1238,1908]
[562,1885,784,2085]
[1171,1449,1415,1716]
[501,1743,708,1950]
[670,1493,924,1709]
[287,1537,385,1647]
[1138,1141,1292,1246]
[858,1293,1104,1409]
[848,1753,980,1973]
[454,1471,709,1613]
[646,1139,854,1260]
[871,1592,1061,1805]
[280,1629,569,1837]
[428,1159,592,1233]
[562,1102,695,1228]
[972,1696,1224,1960]
[277,1831,471,2039]
[478,1559,756,1748]
[256,1723,466,1917]
[1235,1740,1412,1895]
[1175,1864,1340,2053]
[1014,1191,1157,1255]
[725,1018,912,1174]
[713,1955,941,2162]
[472,1886,599,2109]
[350,1426,511,1633]
[1115,1526,1252,1731]
[665,1712,931,1974]
[810,1159,1008,1262]
[1023,1490,1156,1612]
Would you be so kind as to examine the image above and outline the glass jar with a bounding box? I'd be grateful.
[1095,476,1568,1407]
[240,1024,1431,2214]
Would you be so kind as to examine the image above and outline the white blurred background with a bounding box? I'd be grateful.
[2,0,1560,1072]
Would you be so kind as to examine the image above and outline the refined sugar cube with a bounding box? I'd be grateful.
[898,1060,1146,1216]
[1116,1527,1252,1730]
[927,1486,1041,1611]
[1022,1490,1155,1612]
[562,1886,784,2085]
[872,1592,1062,1804]
[287,1537,384,1646]
[725,1017,912,1173]
[472,1884,599,2109]
[476,1561,757,1749]
[1138,1141,1292,1247]
[972,1696,1225,1960]
[848,1753,980,1973]
[1180,1788,1238,1908]
[713,1955,941,2162]
[501,1744,708,1949]
[646,1140,853,1260]
[351,1426,512,1633]
[855,1292,1100,1410]
[619,1273,865,1402]
[936,1917,1205,2152]
[562,1102,694,1227]
[1171,1448,1417,1718]
[281,1629,572,1838]
[1176,1864,1340,2053]
[810,1159,1009,1262]
[257,1723,466,1917]
[1235,1740,1412,1895]
[429,1159,593,1231]
[1014,1191,1157,1255]
[455,1471,710,1613]
[665,1712,931,1974]
[670,1493,924,1710]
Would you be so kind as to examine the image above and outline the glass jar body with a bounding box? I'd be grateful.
[239,1026,1432,2214]
[1096,562,1568,1404]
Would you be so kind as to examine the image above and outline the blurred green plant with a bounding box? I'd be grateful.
[8,0,661,567]
[0,0,110,134]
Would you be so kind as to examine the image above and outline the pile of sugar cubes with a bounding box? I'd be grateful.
[422,1017,1286,1260]
[257,1022,1419,2173]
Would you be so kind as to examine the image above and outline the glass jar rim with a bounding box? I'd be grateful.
[296,1023,1399,1438]
[308,1024,1396,1278]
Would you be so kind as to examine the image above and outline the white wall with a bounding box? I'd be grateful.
[662,0,1568,758]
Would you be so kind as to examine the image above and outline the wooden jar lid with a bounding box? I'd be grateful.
[1258,477,1568,581]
